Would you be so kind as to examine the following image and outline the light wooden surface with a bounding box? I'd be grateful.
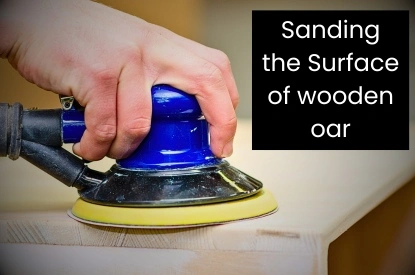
[1,120,415,275]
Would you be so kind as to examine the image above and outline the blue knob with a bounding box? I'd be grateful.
[62,84,220,170]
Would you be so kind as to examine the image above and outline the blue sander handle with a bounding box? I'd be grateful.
[62,84,219,170]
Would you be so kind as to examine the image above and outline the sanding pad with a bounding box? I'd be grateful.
[68,189,277,228]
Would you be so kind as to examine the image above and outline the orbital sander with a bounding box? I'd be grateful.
[0,85,277,228]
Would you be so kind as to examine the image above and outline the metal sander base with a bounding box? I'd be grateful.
[67,189,277,228]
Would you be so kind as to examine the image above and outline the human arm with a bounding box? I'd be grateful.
[0,0,238,160]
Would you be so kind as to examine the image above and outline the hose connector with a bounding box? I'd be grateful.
[0,103,23,160]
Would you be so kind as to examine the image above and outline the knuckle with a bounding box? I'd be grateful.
[201,61,222,79]
[211,49,232,72]
[232,93,240,105]
[196,61,223,89]
[223,115,237,132]
[212,115,237,134]
[91,123,117,143]
[122,44,142,63]
[88,68,118,90]
[121,117,151,139]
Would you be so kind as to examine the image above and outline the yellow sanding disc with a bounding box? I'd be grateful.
[68,189,277,228]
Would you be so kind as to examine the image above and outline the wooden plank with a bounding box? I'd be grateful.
[0,244,318,275]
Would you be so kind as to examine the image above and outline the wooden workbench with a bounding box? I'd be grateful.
[1,120,415,275]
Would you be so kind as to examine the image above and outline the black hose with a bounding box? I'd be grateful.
[0,102,104,190]
[22,108,62,146]
[20,140,85,187]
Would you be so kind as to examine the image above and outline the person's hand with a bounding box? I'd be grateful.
[0,0,238,161]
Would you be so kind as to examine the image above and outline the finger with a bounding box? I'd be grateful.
[149,24,239,110]
[107,63,152,159]
[72,78,117,161]
[143,39,236,158]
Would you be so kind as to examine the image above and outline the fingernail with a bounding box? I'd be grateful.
[72,143,81,156]
[221,140,233,158]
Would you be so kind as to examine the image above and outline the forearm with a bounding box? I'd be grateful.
[0,0,78,59]
[0,0,48,59]
[0,0,20,58]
